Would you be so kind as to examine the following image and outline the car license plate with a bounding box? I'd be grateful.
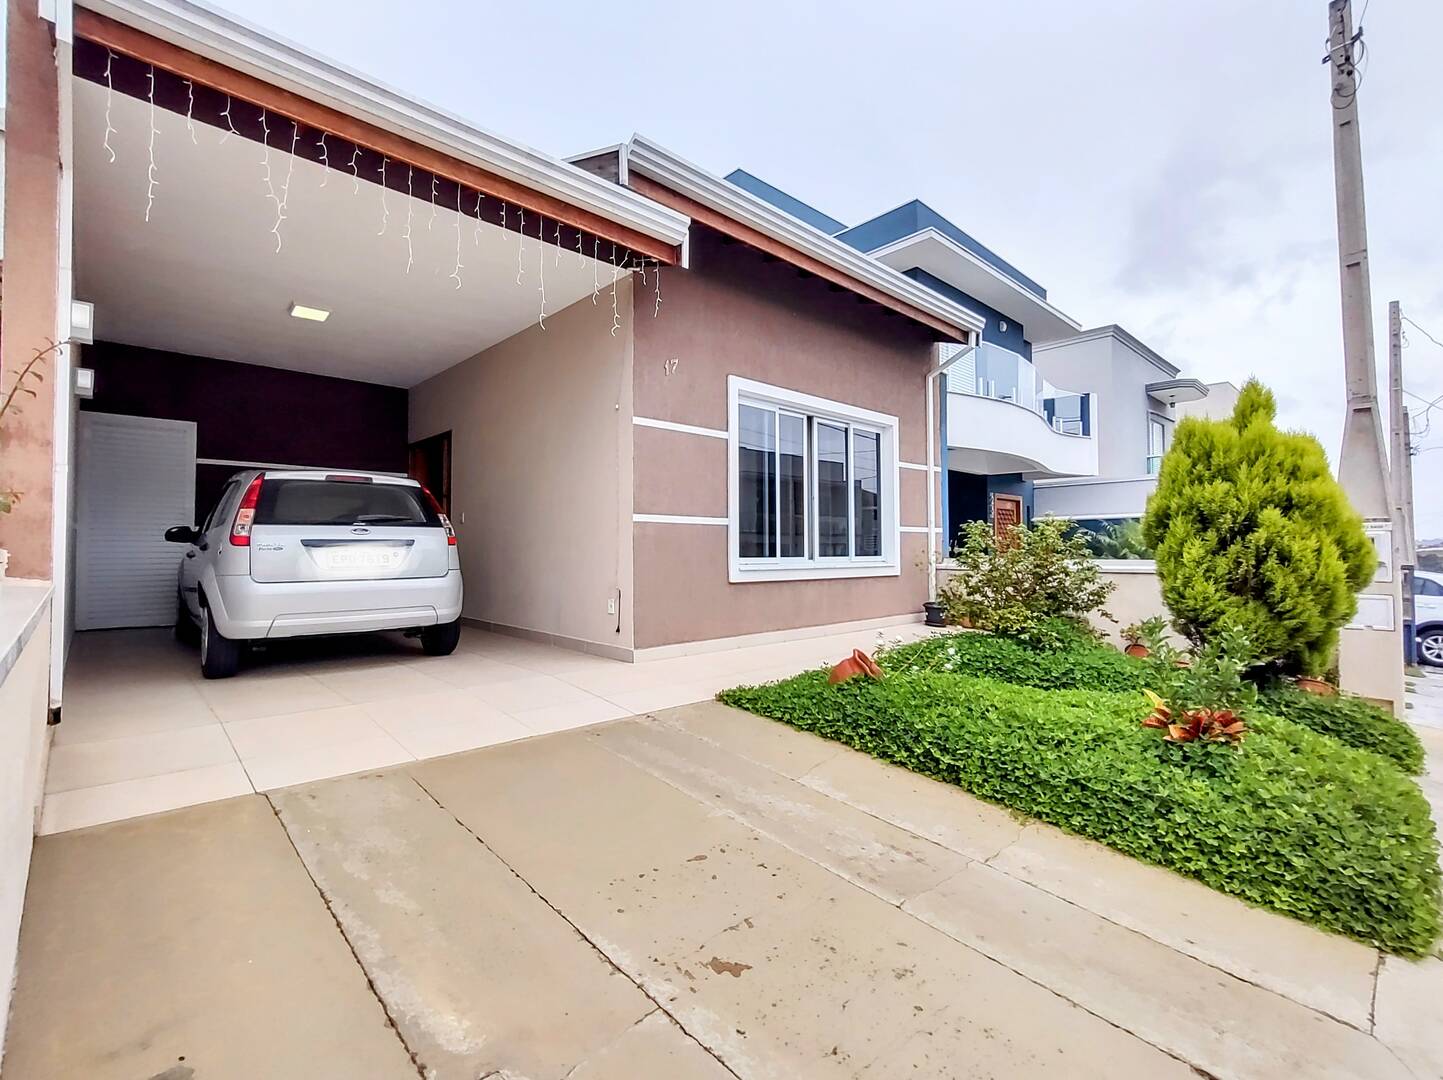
[316,545,406,572]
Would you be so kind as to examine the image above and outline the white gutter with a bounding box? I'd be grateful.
[927,341,977,599]
[82,0,691,250]
[622,136,986,341]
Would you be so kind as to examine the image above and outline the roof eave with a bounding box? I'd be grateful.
[623,136,985,340]
[81,0,690,250]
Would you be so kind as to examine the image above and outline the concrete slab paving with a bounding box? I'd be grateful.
[593,718,972,905]
[7,700,1422,1080]
[271,771,658,1080]
[2,795,419,1080]
[986,823,1380,1028]
[903,861,1406,1080]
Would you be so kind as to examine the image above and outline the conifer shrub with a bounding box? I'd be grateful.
[1142,380,1375,675]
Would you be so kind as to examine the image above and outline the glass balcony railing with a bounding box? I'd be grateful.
[944,342,1090,437]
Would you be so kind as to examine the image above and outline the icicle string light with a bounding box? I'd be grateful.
[611,244,621,337]
[317,133,329,187]
[515,209,526,285]
[184,79,198,144]
[576,228,584,265]
[260,109,279,232]
[450,186,464,290]
[220,96,238,144]
[268,119,298,253]
[377,156,390,236]
[537,216,548,328]
[554,221,561,268]
[349,146,362,194]
[102,49,117,164]
[404,166,415,273]
[592,238,600,304]
[473,192,484,247]
[429,175,438,230]
[654,261,662,317]
[145,65,159,221]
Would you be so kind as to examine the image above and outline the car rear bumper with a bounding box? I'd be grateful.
[207,571,463,640]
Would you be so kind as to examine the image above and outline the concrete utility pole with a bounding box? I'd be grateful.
[1327,0,1405,712]
[1388,302,1417,663]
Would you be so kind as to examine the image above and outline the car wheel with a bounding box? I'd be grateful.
[1420,629,1443,668]
[421,618,461,657]
[200,603,243,679]
[175,590,200,646]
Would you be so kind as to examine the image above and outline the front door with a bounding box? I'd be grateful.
[408,431,452,515]
[991,493,1024,539]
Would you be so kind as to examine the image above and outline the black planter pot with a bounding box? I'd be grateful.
[923,601,946,628]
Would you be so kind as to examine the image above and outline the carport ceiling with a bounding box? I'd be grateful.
[74,80,617,389]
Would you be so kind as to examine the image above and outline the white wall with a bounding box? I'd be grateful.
[409,281,634,652]
[1034,475,1157,519]
[1176,381,1241,423]
[0,587,53,1066]
[1034,329,1179,480]
[946,390,1097,478]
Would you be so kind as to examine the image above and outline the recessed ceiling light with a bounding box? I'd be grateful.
[288,302,330,322]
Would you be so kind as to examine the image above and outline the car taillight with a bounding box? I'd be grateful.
[230,474,264,546]
[420,485,457,546]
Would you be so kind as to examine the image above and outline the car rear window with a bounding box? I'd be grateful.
[254,479,440,527]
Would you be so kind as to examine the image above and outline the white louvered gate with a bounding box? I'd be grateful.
[74,412,197,630]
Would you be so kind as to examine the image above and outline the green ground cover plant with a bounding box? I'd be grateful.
[719,670,1440,956]
[883,629,1422,772]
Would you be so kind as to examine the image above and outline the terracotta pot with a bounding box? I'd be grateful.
[1124,643,1150,659]
[1295,676,1337,696]
[829,648,885,684]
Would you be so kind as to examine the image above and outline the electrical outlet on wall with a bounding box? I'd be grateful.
[607,597,617,616]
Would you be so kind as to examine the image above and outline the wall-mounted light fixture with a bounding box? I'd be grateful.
[288,302,331,322]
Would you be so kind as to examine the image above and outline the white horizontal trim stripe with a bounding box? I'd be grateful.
[899,461,940,472]
[900,525,943,533]
[633,513,728,527]
[632,416,729,440]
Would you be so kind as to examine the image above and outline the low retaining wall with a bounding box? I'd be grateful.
[0,581,54,1066]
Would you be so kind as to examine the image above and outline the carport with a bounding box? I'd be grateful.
[41,12,695,831]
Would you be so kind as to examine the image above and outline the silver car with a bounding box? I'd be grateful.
[166,470,463,678]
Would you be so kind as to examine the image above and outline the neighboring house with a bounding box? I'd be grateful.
[1029,325,1209,533]
[720,172,1096,549]
[1175,380,1242,422]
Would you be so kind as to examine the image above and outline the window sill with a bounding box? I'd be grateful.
[729,561,901,584]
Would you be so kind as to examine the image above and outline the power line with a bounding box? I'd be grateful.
[1402,315,1443,351]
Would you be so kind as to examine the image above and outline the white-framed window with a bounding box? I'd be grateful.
[1146,415,1167,475]
[728,376,900,582]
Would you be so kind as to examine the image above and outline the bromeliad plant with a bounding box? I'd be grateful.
[1139,624,1259,748]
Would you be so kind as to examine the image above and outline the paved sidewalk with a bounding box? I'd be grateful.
[4,701,1436,1079]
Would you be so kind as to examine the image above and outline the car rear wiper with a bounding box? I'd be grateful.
[352,514,414,524]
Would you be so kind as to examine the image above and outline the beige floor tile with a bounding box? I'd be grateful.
[408,652,533,689]
[472,673,599,713]
[599,681,721,716]
[244,733,414,792]
[312,663,453,703]
[198,672,349,722]
[360,689,534,759]
[45,724,239,794]
[38,763,254,835]
[510,696,631,735]
[52,690,219,746]
[224,704,390,761]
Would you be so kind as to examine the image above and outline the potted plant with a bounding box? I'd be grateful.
[1122,616,1166,659]
[922,600,946,628]
[0,342,57,580]
[1294,674,1338,696]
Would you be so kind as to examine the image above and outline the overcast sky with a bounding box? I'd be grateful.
[23,1,1443,535]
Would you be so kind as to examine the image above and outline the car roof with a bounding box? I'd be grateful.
[235,469,419,486]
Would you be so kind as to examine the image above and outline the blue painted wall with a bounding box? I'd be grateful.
[834,201,1047,300]
[724,170,848,235]
[904,269,1030,359]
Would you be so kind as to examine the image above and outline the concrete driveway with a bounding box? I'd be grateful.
[4,702,1438,1080]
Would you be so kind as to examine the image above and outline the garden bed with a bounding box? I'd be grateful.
[720,635,1440,956]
